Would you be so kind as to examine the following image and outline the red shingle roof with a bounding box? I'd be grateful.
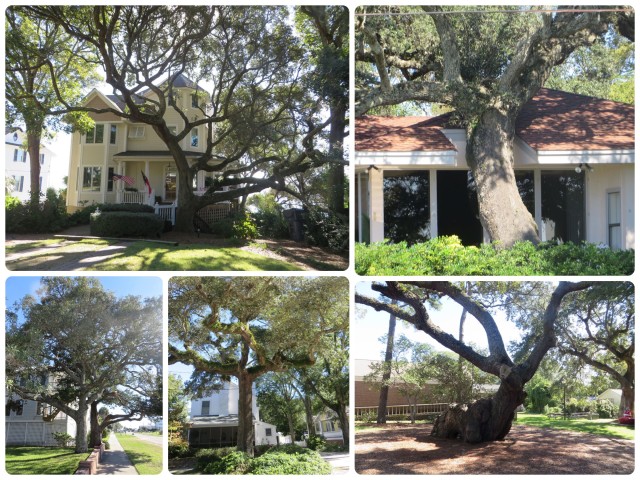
[516,88,634,151]
[357,89,634,153]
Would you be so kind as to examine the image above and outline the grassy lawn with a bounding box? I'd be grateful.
[6,239,301,271]
[5,238,66,254]
[5,446,88,475]
[515,413,634,440]
[116,433,162,475]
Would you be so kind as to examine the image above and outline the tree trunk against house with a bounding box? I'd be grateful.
[287,413,296,442]
[26,131,43,207]
[467,108,539,248]
[336,405,349,446]
[302,391,316,437]
[237,372,255,457]
[378,310,397,424]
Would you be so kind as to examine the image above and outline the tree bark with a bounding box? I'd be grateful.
[377,309,397,424]
[467,108,539,247]
[328,102,347,215]
[89,401,102,447]
[302,391,316,437]
[336,405,349,446]
[432,380,525,443]
[74,401,89,453]
[237,372,255,456]
[26,131,43,207]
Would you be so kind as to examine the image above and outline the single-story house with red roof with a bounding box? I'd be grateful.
[355,89,634,249]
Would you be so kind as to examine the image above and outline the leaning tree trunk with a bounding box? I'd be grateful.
[336,405,349,446]
[467,108,539,248]
[237,372,255,457]
[432,381,526,443]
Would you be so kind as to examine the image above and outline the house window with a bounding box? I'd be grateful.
[13,132,18,141]
[540,170,585,243]
[39,177,43,190]
[13,149,18,162]
[110,125,117,144]
[107,167,115,192]
[265,428,272,437]
[191,93,199,108]
[13,149,26,162]
[39,153,45,164]
[383,171,430,245]
[128,125,145,138]
[201,401,210,416]
[191,128,199,147]
[82,167,102,192]
[36,402,43,416]
[85,124,105,144]
[13,175,24,192]
[608,191,622,250]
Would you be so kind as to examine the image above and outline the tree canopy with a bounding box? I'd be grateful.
[5,277,162,453]
[168,276,348,455]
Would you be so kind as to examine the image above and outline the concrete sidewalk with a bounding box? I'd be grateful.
[96,433,139,475]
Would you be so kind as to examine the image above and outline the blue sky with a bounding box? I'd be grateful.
[5,276,163,311]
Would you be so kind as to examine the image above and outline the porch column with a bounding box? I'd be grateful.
[368,166,384,242]
[429,170,438,238]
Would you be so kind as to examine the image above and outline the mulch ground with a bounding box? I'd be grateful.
[356,423,635,475]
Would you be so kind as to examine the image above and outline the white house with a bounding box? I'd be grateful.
[65,73,237,225]
[5,129,54,202]
[355,89,634,250]
[187,381,277,448]
[597,388,622,407]
[5,389,77,447]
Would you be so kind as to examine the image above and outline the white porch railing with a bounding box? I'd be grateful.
[355,403,449,419]
[154,202,176,226]
[121,190,145,204]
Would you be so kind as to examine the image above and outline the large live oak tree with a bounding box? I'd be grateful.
[5,278,162,453]
[356,281,594,443]
[556,282,634,414]
[356,6,634,247]
[168,276,348,456]
[19,6,347,232]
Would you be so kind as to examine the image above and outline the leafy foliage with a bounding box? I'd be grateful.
[89,211,165,237]
[247,446,331,475]
[6,188,68,233]
[355,236,634,276]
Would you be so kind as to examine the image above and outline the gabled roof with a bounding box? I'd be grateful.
[356,89,634,153]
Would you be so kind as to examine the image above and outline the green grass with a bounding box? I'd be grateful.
[5,446,89,475]
[5,238,65,254]
[515,413,635,440]
[115,433,162,475]
[6,239,301,271]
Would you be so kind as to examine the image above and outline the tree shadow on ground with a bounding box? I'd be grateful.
[355,423,634,475]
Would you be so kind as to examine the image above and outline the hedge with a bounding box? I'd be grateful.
[355,236,634,276]
[90,211,164,238]
[68,203,155,226]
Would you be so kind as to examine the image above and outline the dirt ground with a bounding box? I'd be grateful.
[356,423,635,475]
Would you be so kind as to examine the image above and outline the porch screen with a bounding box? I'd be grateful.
[541,170,585,243]
[383,171,430,244]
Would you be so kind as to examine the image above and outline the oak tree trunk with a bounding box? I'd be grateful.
[26,132,42,207]
[303,392,316,437]
[467,108,539,247]
[328,103,347,215]
[431,381,525,443]
[336,405,349,446]
[237,373,255,456]
[74,402,89,453]
[377,310,397,424]
[620,383,634,415]
[89,401,102,447]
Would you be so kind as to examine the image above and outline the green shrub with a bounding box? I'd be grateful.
[305,435,326,451]
[247,446,331,475]
[211,211,258,240]
[195,447,236,469]
[90,211,164,237]
[52,432,73,447]
[527,383,552,413]
[6,189,69,234]
[355,237,634,276]
[565,398,594,414]
[304,207,348,253]
[168,439,192,459]
[594,399,617,419]
[68,203,155,226]
[248,193,289,239]
[202,451,251,474]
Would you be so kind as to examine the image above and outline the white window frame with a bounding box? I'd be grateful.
[607,190,622,250]
[13,175,25,192]
[39,153,45,164]
[201,400,210,416]
[82,166,102,192]
[85,124,105,144]
[191,127,199,147]
[128,125,146,138]
[109,124,117,144]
